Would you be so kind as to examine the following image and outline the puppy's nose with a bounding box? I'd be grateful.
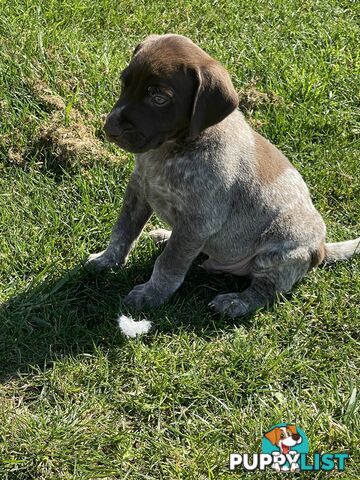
[104,109,122,137]
[104,107,133,137]
[292,433,300,441]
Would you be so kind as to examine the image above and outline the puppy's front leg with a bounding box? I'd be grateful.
[86,174,152,271]
[124,223,205,310]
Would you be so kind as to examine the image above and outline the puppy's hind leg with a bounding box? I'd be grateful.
[209,277,277,317]
[209,247,311,318]
[148,228,172,247]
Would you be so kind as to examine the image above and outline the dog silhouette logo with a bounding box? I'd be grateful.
[261,423,309,472]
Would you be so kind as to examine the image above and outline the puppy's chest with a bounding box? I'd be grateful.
[135,153,191,224]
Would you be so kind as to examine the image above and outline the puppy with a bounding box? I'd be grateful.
[87,34,359,316]
[265,425,302,472]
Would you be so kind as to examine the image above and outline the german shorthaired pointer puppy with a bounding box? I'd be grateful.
[86,34,359,317]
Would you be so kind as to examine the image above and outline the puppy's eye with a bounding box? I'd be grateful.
[147,86,170,106]
[152,94,168,105]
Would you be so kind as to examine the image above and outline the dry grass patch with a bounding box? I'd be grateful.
[30,79,126,168]
[238,79,283,116]
[7,147,24,165]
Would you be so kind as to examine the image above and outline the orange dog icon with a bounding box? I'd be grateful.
[265,424,302,472]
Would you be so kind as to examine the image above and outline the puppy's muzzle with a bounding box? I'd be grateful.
[104,109,145,152]
[104,107,133,137]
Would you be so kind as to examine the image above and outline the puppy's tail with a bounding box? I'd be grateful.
[324,238,360,263]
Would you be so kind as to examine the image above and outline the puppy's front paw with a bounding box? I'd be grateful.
[209,293,249,318]
[123,282,166,311]
[85,250,121,272]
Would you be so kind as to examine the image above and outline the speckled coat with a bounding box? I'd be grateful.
[87,35,359,317]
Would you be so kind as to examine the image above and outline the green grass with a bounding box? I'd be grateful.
[0,0,359,478]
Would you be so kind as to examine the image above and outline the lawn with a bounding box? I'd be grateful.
[0,0,359,478]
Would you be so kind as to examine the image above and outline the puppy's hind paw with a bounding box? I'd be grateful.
[209,293,250,318]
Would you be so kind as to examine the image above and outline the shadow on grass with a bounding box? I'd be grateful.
[0,250,254,381]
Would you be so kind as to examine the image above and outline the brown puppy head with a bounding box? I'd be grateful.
[104,34,239,153]
[264,424,301,446]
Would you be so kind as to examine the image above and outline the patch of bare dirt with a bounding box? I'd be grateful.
[237,80,284,130]
[31,79,66,111]
[38,110,112,166]
[29,79,124,168]
[7,147,24,165]
[238,79,283,115]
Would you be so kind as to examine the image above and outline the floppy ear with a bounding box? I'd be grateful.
[287,425,297,435]
[265,427,281,446]
[189,62,238,138]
